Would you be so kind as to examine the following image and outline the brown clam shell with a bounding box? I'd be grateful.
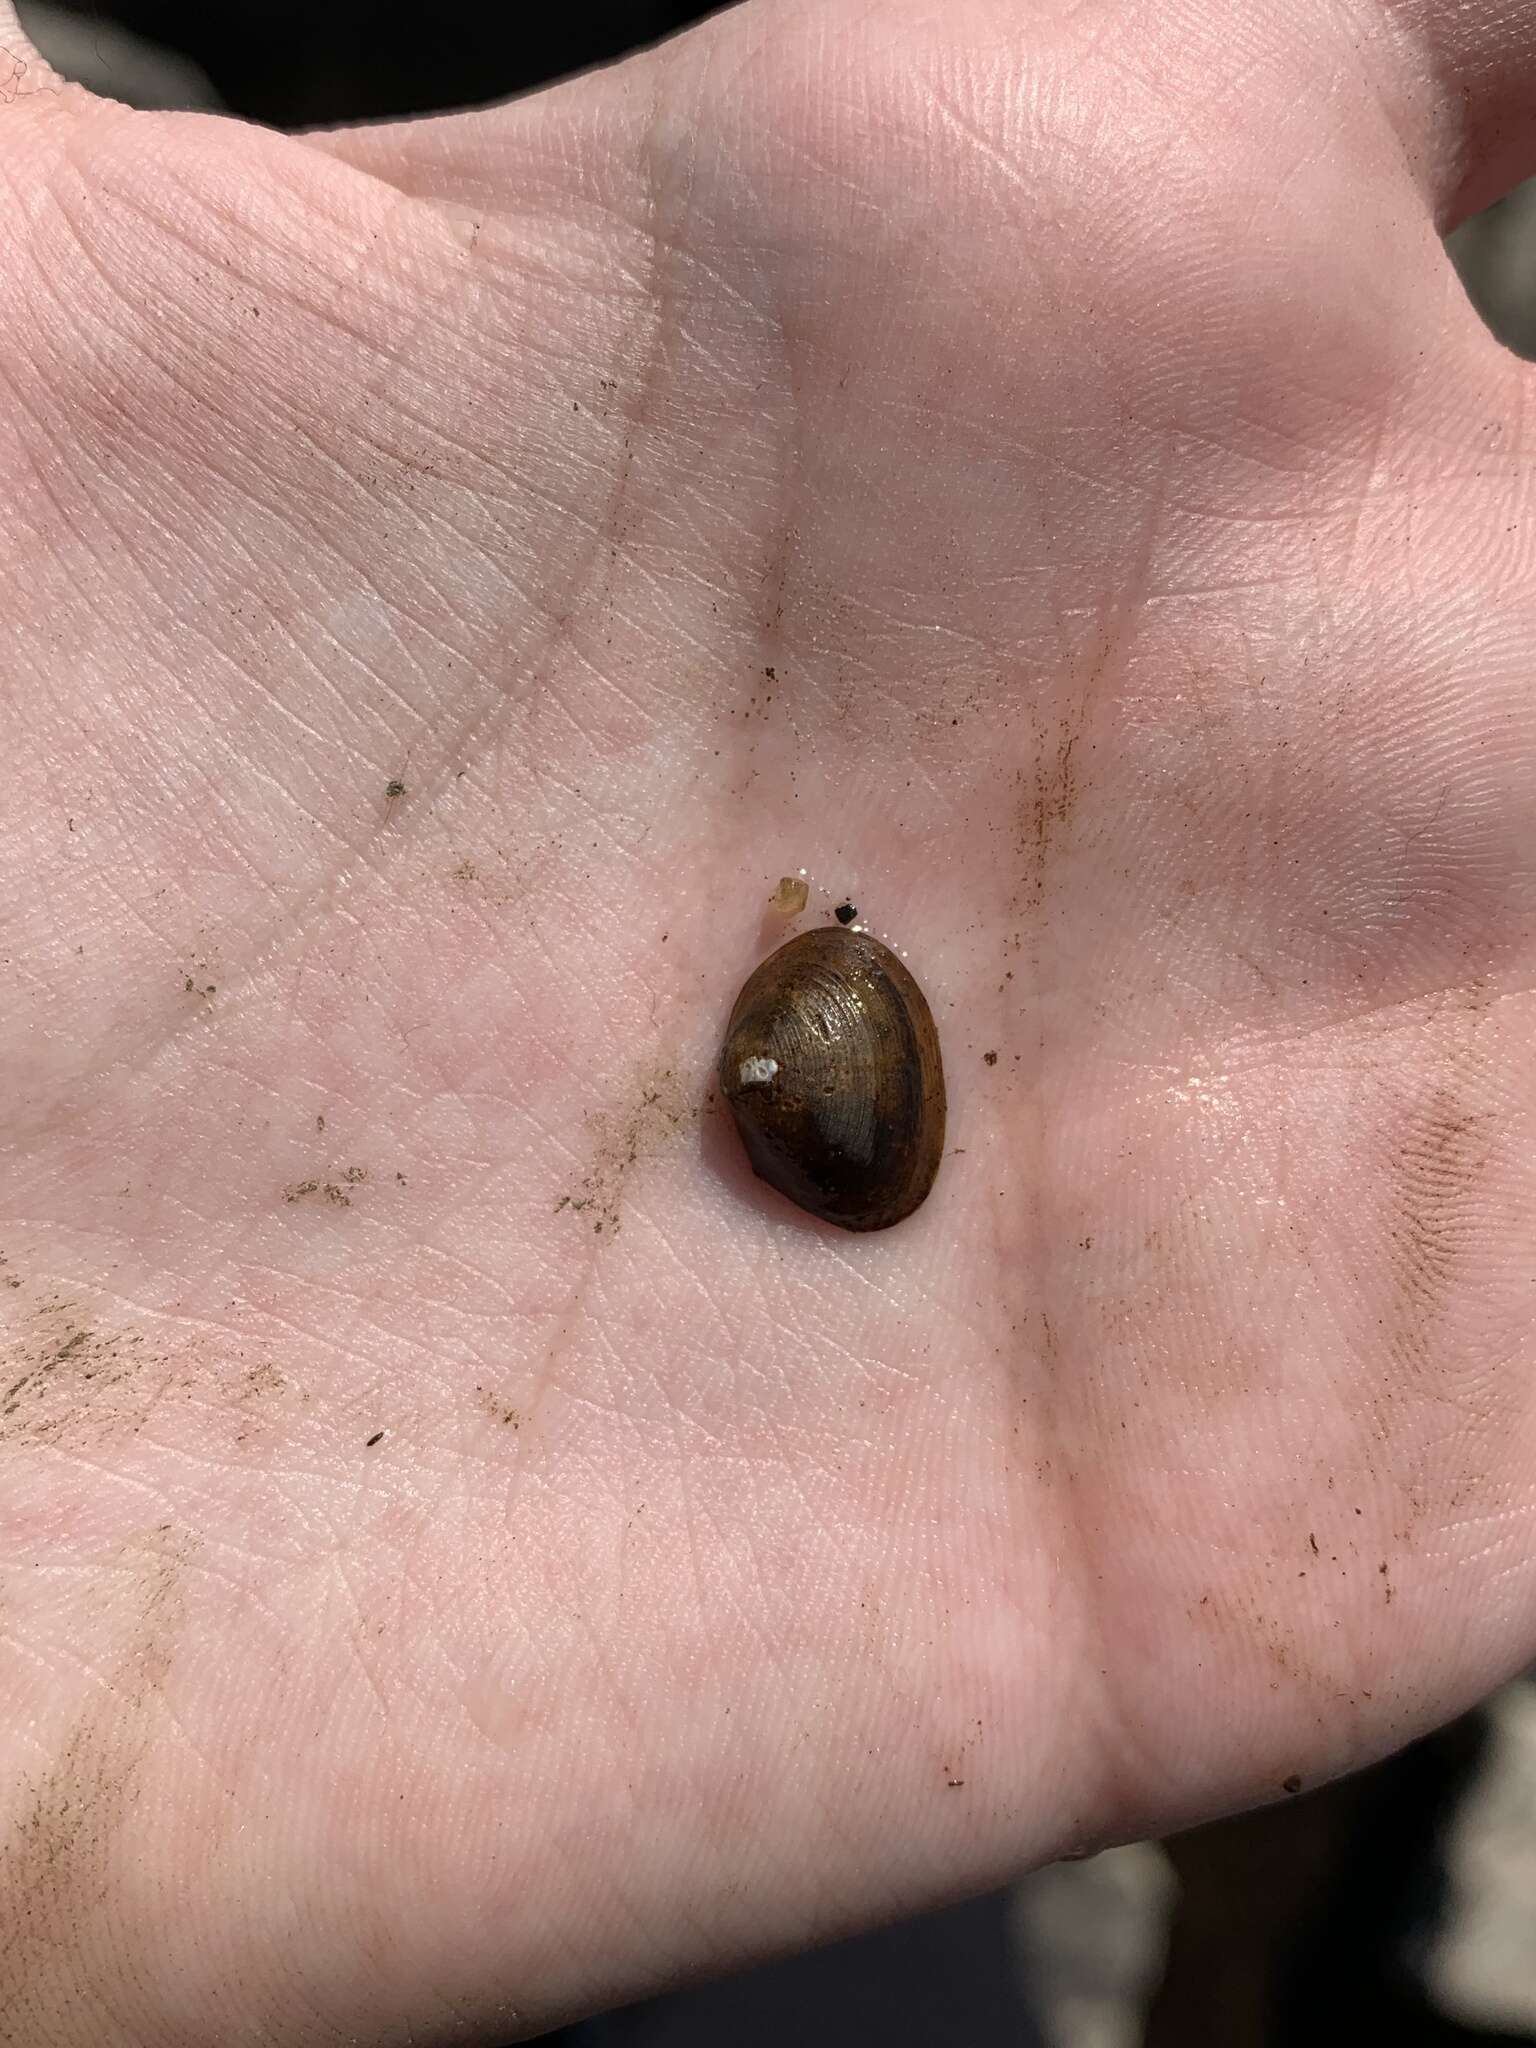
[719,927,945,1232]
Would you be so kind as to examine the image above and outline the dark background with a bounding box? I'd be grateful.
[28,0,721,124]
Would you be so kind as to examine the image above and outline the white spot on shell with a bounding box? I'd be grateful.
[737,1056,779,1088]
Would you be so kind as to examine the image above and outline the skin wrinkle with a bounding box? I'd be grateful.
[6,161,659,1138]
[3,0,1536,2039]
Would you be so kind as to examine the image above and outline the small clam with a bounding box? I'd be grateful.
[719,926,945,1231]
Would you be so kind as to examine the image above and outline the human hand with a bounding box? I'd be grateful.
[3,1,1535,2038]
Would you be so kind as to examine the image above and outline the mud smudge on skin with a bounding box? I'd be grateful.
[555,1066,692,1237]
[0,1293,291,1457]
[1381,1083,1493,1385]
[283,1166,369,1210]
[0,1300,161,1451]
[475,1386,522,1428]
[0,1530,194,2023]
[1013,713,1082,913]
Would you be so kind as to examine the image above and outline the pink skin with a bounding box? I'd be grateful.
[2,0,1536,2038]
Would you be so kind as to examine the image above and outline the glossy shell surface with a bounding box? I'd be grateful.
[719,927,945,1232]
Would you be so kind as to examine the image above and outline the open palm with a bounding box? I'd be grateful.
[4,1,1536,2039]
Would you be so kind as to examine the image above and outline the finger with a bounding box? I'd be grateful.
[1364,0,1536,229]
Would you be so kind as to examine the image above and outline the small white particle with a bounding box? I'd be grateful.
[737,1056,779,1087]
